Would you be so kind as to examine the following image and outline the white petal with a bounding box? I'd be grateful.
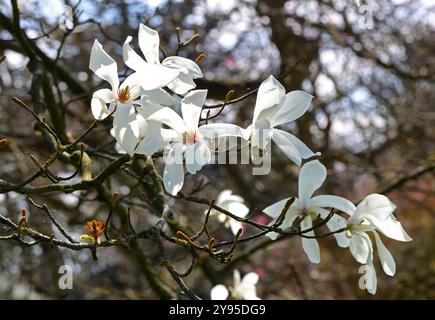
[263,198,300,241]
[107,102,117,113]
[184,144,199,174]
[92,88,114,102]
[162,56,202,78]
[253,75,285,123]
[270,128,303,166]
[351,194,396,223]
[215,191,246,209]
[366,215,412,242]
[148,107,186,135]
[91,88,113,120]
[113,103,136,127]
[241,273,260,300]
[326,214,349,248]
[373,231,396,276]
[111,124,138,156]
[216,190,233,204]
[122,36,149,71]
[198,123,245,140]
[242,125,253,141]
[210,284,229,300]
[181,90,207,132]
[351,194,412,242]
[163,56,202,95]
[272,129,320,160]
[163,143,185,195]
[225,201,249,234]
[301,216,321,264]
[136,99,164,119]
[266,232,279,241]
[134,65,180,91]
[112,141,126,155]
[242,272,259,287]
[138,24,160,64]
[89,40,119,91]
[186,141,211,174]
[225,194,245,204]
[229,219,243,235]
[262,197,300,218]
[269,90,313,127]
[167,73,195,95]
[266,209,299,240]
[91,98,109,120]
[142,88,178,108]
[250,119,272,150]
[195,142,211,169]
[134,122,168,156]
[227,202,250,219]
[217,213,227,223]
[355,233,377,294]
[123,36,179,89]
[365,263,378,295]
[161,128,180,142]
[211,135,244,154]
[310,195,356,216]
[131,110,149,138]
[298,160,327,205]
[243,292,261,300]
[349,232,370,264]
[313,207,332,219]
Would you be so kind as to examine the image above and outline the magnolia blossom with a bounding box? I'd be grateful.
[263,160,355,264]
[89,40,144,123]
[211,270,260,300]
[123,24,202,95]
[344,194,412,294]
[148,90,244,195]
[206,190,250,235]
[244,75,320,166]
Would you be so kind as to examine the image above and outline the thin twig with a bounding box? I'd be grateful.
[28,198,78,243]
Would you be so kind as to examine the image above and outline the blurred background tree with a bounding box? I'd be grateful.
[0,0,434,299]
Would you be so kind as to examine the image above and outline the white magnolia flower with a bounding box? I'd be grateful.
[245,75,319,166]
[148,89,244,195]
[89,40,144,123]
[123,24,202,95]
[263,160,355,264]
[345,194,412,294]
[211,270,260,300]
[206,190,250,235]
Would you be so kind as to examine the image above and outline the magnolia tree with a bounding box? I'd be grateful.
[0,5,415,299]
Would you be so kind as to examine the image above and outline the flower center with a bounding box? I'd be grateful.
[117,86,131,103]
[299,207,315,216]
[349,221,372,233]
[230,286,243,300]
[182,131,198,145]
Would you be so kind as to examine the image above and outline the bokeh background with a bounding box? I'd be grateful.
[0,0,434,299]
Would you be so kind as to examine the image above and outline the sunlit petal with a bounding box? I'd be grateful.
[89,39,119,91]
[298,160,327,205]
